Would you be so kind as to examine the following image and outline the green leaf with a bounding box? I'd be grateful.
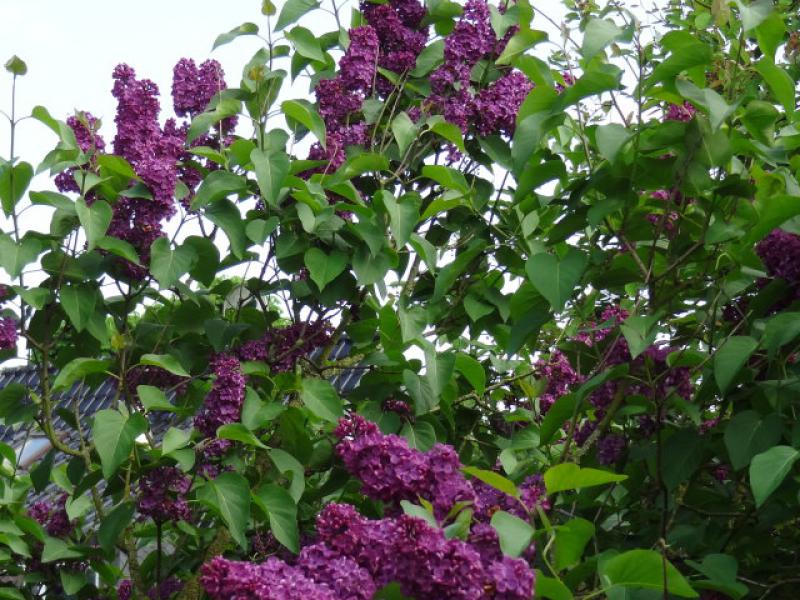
[352,245,391,286]
[724,411,783,470]
[421,165,469,194]
[97,236,141,265]
[539,393,579,445]
[428,118,466,153]
[734,0,772,32]
[162,427,192,455]
[137,385,177,412]
[544,463,627,494]
[192,170,247,209]
[205,198,248,258]
[4,55,27,76]
[41,537,82,563]
[212,22,259,50]
[601,549,698,597]
[140,353,190,377]
[287,26,325,62]
[198,472,251,549]
[424,346,455,397]
[391,112,418,155]
[620,314,660,359]
[463,467,519,498]
[246,217,279,245]
[411,39,444,76]
[304,247,348,290]
[582,18,624,61]
[98,502,135,552]
[490,511,534,558]
[52,358,111,391]
[433,239,487,301]
[282,99,326,148]
[251,149,289,209]
[675,80,735,131]
[526,248,587,312]
[554,517,595,570]
[0,234,41,278]
[61,285,98,332]
[218,423,268,449]
[0,588,25,600]
[755,59,795,114]
[276,0,319,30]
[269,448,306,502]
[750,445,799,507]
[595,123,630,163]
[763,312,800,358]
[0,161,33,216]
[187,98,241,143]
[404,369,438,416]
[92,410,148,478]
[496,29,547,65]
[534,572,574,600]
[755,13,786,61]
[381,191,420,248]
[75,197,112,251]
[648,31,712,85]
[300,378,344,422]
[253,484,299,553]
[150,237,197,288]
[59,570,88,595]
[455,353,486,395]
[400,420,436,451]
[714,336,758,393]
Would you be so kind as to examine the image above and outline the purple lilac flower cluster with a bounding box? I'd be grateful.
[194,353,246,438]
[29,493,72,537]
[108,64,186,272]
[533,350,583,414]
[54,59,233,272]
[756,228,800,299]
[237,320,333,373]
[0,316,17,351]
[306,25,379,175]
[118,578,182,600]
[334,415,548,522]
[54,112,106,195]
[666,101,696,122]
[202,501,534,600]
[360,0,428,96]
[137,466,192,523]
[429,0,532,135]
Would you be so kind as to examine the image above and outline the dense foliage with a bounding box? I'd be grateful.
[1,0,800,598]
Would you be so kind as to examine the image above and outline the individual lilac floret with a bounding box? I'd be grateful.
[117,580,132,600]
[29,493,72,538]
[666,101,696,122]
[0,317,18,351]
[597,434,626,465]
[194,354,246,438]
[137,466,192,523]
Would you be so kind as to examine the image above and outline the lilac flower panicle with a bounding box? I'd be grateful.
[172,58,228,118]
[0,317,18,350]
[137,466,192,523]
[666,101,696,122]
[756,229,800,289]
[339,26,379,93]
[194,353,246,438]
[29,494,72,538]
[597,434,626,465]
[474,71,534,136]
[237,320,333,373]
[533,350,582,414]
